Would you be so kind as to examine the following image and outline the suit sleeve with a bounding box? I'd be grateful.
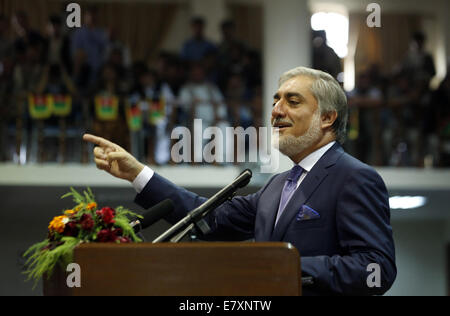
[134,172,275,241]
[300,167,397,295]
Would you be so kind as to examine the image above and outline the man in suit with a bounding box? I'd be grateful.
[83,66,396,295]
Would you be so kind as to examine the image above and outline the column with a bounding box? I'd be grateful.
[262,0,311,173]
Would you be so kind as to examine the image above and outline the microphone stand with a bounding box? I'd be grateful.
[169,223,195,243]
[152,169,252,243]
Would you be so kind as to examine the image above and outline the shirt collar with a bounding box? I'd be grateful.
[297,141,336,172]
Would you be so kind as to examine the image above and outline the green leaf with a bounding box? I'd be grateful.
[24,187,142,289]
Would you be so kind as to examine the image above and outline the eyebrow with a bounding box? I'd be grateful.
[273,92,306,102]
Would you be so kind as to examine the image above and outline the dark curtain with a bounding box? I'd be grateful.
[350,12,421,75]
[227,2,263,51]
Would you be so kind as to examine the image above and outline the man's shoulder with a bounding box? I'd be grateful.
[338,149,371,170]
[336,149,385,184]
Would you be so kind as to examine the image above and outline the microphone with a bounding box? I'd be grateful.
[152,169,252,243]
[131,199,174,233]
[188,169,252,220]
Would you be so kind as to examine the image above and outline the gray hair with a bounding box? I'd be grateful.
[279,67,348,144]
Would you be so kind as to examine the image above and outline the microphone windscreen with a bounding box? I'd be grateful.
[140,199,174,229]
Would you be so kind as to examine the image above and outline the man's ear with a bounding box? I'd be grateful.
[321,110,338,130]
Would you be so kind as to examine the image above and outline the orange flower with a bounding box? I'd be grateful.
[48,215,69,233]
[64,209,76,216]
[87,202,97,210]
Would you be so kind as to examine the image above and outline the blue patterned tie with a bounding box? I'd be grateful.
[275,165,304,226]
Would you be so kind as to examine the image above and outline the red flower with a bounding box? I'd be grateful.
[63,221,79,237]
[80,214,94,231]
[96,207,116,225]
[96,229,116,242]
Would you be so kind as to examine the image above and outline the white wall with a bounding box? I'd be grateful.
[386,220,447,296]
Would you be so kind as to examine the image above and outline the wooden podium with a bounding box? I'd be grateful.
[43,242,302,296]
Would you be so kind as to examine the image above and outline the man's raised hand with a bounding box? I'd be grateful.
[83,134,144,182]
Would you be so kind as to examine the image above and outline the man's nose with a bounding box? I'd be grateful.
[271,100,286,121]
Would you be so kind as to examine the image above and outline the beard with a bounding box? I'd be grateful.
[272,111,322,158]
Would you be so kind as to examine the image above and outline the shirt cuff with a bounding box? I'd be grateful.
[132,166,154,193]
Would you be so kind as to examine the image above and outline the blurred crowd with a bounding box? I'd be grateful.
[344,32,450,167]
[0,8,449,167]
[0,9,262,165]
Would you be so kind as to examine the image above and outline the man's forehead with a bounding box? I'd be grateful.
[276,75,313,96]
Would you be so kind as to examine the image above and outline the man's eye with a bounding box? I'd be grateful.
[289,100,300,105]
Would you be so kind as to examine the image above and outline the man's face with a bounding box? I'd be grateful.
[271,75,323,157]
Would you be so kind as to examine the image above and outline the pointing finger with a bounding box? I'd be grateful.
[83,134,116,149]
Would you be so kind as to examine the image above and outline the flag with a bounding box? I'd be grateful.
[148,97,166,125]
[28,94,52,119]
[126,101,143,131]
[95,95,119,121]
[50,94,72,117]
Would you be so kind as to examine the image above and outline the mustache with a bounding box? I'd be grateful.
[271,117,293,126]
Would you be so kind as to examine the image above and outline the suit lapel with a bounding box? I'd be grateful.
[260,172,289,240]
[270,142,344,241]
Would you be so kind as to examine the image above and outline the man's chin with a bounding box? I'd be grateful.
[272,134,293,155]
[273,133,318,158]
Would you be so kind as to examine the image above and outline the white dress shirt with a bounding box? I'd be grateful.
[293,141,336,189]
[132,141,336,193]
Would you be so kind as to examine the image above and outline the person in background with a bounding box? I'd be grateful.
[91,63,127,148]
[346,71,383,165]
[71,6,109,84]
[224,71,255,164]
[217,19,247,91]
[13,41,44,97]
[241,49,262,97]
[106,47,131,94]
[180,17,217,62]
[384,71,419,166]
[154,52,186,96]
[401,31,436,88]
[105,27,132,69]
[44,15,72,74]
[398,31,437,167]
[178,62,230,163]
[128,66,175,165]
[11,11,46,63]
[217,20,246,70]
[225,72,253,129]
[36,63,75,96]
[312,30,342,80]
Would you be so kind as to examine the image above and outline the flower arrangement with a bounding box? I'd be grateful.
[23,188,142,287]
